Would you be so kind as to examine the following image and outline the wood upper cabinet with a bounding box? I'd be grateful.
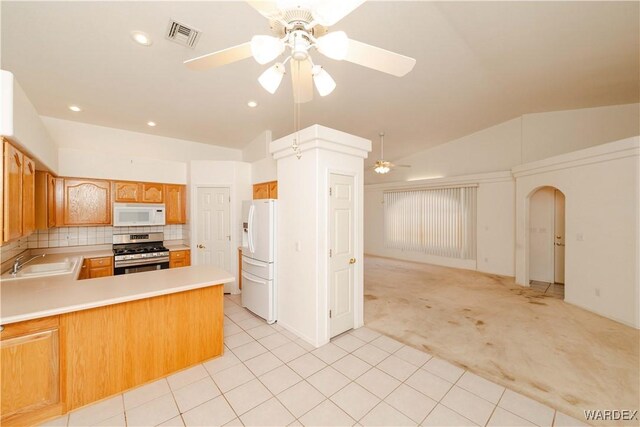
[113,181,140,203]
[35,172,57,230]
[164,184,186,224]
[63,179,111,225]
[3,140,23,242]
[114,181,164,204]
[253,181,277,200]
[1,316,61,426]
[141,183,163,203]
[268,181,278,199]
[22,155,35,236]
[169,249,190,268]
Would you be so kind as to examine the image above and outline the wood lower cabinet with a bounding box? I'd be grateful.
[1,286,224,425]
[79,256,113,279]
[164,184,186,224]
[35,172,57,230]
[253,181,277,200]
[0,316,62,427]
[63,179,111,225]
[169,250,191,268]
[3,140,23,242]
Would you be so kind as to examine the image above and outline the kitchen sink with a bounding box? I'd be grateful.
[1,258,77,281]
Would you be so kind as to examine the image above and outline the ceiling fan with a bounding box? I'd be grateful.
[373,132,411,174]
[184,0,416,103]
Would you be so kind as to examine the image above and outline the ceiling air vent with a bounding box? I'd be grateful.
[166,19,201,48]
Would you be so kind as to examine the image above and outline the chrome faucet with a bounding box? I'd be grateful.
[11,254,45,276]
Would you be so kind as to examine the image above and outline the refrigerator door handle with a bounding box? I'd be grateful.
[248,204,255,253]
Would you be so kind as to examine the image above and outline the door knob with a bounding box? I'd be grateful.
[197,244,206,249]
[349,258,356,264]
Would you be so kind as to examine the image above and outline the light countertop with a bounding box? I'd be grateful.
[165,243,191,251]
[1,251,234,325]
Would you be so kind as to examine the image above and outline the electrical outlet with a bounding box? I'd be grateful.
[576,233,584,241]
[484,257,489,263]
[595,288,600,297]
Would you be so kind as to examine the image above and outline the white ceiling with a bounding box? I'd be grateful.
[2,1,638,165]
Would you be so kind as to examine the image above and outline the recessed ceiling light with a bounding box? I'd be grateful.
[247,100,258,108]
[68,105,82,112]
[147,121,156,127]
[131,31,152,46]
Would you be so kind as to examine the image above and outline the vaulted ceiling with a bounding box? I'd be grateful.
[2,1,638,164]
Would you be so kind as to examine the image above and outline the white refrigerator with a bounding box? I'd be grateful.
[241,199,277,324]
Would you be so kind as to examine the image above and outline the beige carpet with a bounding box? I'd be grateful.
[363,255,640,426]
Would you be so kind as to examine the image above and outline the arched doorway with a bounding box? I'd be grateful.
[528,186,565,299]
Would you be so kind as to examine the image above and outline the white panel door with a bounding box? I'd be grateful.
[329,173,355,338]
[197,187,231,291]
[554,190,565,284]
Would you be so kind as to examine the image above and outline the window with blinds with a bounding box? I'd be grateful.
[383,186,477,259]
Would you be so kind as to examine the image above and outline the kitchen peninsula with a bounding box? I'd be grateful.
[0,255,233,426]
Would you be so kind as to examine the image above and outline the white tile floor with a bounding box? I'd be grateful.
[42,295,587,427]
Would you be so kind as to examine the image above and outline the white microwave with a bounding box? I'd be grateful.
[113,203,166,227]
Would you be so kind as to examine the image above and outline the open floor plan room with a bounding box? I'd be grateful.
[1,1,638,426]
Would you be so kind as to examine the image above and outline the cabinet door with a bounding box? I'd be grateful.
[47,174,56,228]
[3,141,23,242]
[78,259,89,280]
[64,179,111,225]
[169,250,190,268]
[164,185,186,224]
[87,257,113,278]
[268,181,278,199]
[253,183,269,200]
[22,155,36,237]
[113,182,141,203]
[141,183,163,203]
[1,329,60,419]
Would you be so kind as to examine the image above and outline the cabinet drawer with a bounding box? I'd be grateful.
[1,316,59,340]
[242,256,273,280]
[170,250,189,260]
[87,257,113,268]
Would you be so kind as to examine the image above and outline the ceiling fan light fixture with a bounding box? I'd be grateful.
[316,31,349,60]
[258,62,286,94]
[312,65,336,96]
[374,164,390,174]
[251,35,285,65]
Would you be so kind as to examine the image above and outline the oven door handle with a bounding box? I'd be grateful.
[115,257,170,268]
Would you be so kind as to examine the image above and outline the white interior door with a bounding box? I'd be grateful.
[329,173,355,338]
[197,187,231,292]
[554,190,565,284]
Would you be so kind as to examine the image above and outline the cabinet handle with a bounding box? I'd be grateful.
[13,153,21,167]
[0,325,3,332]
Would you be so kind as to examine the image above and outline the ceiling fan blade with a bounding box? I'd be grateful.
[344,39,416,77]
[246,1,282,20]
[290,59,313,104]
[184,42,252,71]
[312,0,367,26]
[389,163,411,168]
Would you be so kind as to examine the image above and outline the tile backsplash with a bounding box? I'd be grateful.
[1,236,29,263]
[28,225,190,249]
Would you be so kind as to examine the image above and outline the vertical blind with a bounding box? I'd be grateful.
[384,186,477,259]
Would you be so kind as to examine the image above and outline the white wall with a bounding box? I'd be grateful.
[528,187,555,283]
[189,160,252,292]
[367,103,639,185]
[522,103,640,163]
[514,137,640,328]
[1,71,58,171]
[271,125,370,347]
[365,172,515,276]
[243,130,277,184]
[43,117,242,183]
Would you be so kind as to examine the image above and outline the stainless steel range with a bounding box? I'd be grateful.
[113,232,170,275]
